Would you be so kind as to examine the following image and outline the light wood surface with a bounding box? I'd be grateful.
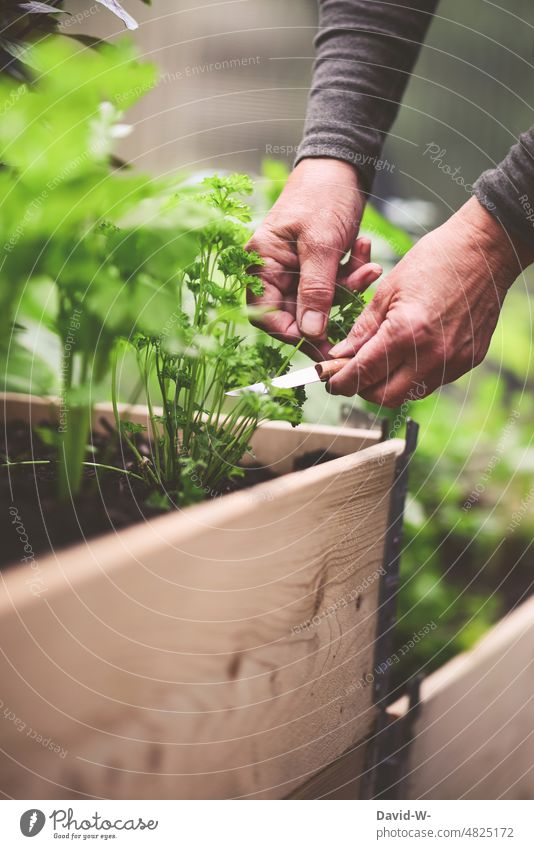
[388,596,534,800]
[1,393,402,799]
[286,740,368,799]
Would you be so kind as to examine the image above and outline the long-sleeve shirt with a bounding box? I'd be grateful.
[295,0,534,247]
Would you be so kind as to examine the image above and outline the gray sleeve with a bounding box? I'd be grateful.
[295,0,440,190]
[473,130,534,249]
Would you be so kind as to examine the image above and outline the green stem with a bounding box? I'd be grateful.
[58,403,91,502]
[276,337,305,376]
[143,345,163,484]
[112,344,159,488]
[2,459,145,482]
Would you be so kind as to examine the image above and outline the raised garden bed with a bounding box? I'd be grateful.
[384,595,534,801]
[0,392,412,799]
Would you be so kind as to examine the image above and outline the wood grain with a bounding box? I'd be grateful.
[0,393,403,799]
[388,597,534,800]
[286,740,368,799]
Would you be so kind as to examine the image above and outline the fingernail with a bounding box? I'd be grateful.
[363,264,382,284]
[301,310,325,337]
[329,341,348,357]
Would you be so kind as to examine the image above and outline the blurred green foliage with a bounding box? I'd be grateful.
[353,202,534,690]
[0,35,213,497]
[393,287,534,689]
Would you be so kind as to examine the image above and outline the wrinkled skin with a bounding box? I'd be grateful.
[249,158,534,406]
[247,158,382,361]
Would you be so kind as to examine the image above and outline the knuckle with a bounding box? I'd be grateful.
[462,336,486,367]
[245,226,269,253]
[299,283,333,313]
[383,390,406,409]
[429,339,446,367]
[299,280,332,300]
[247,221,290,253]
[300,224,345,257]
[355,362,377,388]
[413,314,435,346]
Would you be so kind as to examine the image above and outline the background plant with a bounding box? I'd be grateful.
[0,34,213,498]
[0,0,149,80]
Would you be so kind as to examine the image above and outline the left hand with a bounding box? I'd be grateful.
[326,198,534,406]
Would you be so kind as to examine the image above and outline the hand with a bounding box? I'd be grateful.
[327,198,534,406]
[246,158,382,360]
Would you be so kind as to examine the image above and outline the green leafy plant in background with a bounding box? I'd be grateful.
[0,0,150,79]
[0,35,213,499]
[393,342,534,690]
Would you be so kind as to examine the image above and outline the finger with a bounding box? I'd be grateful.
[296,233,343,338]
[326,321,408,397]
[328,284,392,358]
[359,367,430,409]
[251,311,301,345]
[335,262,382,300]
[339,236,371,279]
[302,336,333,362]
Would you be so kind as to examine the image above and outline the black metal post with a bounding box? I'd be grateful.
[361,418,419,798]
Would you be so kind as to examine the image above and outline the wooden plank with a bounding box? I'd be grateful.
[286,739,368,799]
[388,597,534,800]
[1,393,402,799]
[2,392,382,476]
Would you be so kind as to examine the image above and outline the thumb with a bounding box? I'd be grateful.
[296,233,342,338]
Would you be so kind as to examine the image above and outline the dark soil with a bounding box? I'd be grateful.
[1,420,336,570]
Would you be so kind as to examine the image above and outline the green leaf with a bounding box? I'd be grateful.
[96,0,139,30]
[360,204,414,257]
[261,158,290,206]
[0,335,55,394]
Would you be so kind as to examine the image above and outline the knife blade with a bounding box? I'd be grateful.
[226,358,351,396]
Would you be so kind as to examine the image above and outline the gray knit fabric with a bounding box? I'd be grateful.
[296,0,534,248]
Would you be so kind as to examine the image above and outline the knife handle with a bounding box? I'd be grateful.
[315,358,351,381]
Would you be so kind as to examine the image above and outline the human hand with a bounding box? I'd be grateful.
[326,198,534,406]
[246,158,382,360]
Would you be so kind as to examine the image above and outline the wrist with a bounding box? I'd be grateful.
[457,197,534,290]
[292,157,364,200]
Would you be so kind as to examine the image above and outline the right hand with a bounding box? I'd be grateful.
[246,158,382,360]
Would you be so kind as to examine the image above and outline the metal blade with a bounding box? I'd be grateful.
[226,365,320,396]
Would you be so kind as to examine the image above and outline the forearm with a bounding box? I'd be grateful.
[296,0,440,190]
[474,127,534,254]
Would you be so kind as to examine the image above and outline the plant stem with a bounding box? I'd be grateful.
[2,459,145,482]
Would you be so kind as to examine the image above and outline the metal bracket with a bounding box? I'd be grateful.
[340,403,388,439]
[361,418,419,798]
[370,675,422,799]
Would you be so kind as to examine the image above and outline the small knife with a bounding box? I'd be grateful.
[226,358,351,396]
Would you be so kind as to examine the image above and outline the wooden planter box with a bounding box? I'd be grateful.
[386,596,534,800]
[0,393,408,800]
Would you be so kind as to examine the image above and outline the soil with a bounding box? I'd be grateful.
[1,419,339,570]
